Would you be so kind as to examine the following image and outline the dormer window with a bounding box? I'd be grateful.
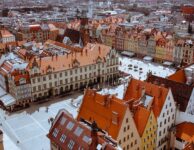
[19,78,26,85]
[72,59,80,68]
[112,111,119,125]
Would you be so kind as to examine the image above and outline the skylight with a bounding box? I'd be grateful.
[66,121,75,131]
[74,126,83,137]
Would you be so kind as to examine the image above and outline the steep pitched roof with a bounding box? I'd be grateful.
[123,78,168,118]
[48,110,120,150]
[176,122,194,143]
[147,75,193,112]
[168,69,187,83]
[133,106,151,137]
[77,89,128,139]
[28,43,111,74]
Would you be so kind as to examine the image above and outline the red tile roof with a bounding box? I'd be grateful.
[176,122,194,143]
[133,106,151,137]
[28,43,111,74]
[77,89,128,139]
[123,78,168,118]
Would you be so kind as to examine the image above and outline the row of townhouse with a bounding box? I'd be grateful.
[101,27,194,65]
[77,77,177,150]
[0,43,120,110]
[16,24,59,43]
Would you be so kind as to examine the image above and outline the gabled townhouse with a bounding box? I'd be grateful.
[133,106,157,150]
[147,34,156,57]
[123,78,176,150]
[77,89,141,150]
[147,63,194,123]
[182,40,194,65]
[173,39,184,66]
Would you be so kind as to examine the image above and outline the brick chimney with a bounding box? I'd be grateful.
[90,121,98,149]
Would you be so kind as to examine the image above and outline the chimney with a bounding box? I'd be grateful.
[141,87,146,98]
[90,121,99,149]
[98,46,101,54]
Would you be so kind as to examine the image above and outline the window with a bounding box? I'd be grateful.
[43,76,46,81]
[126,118,128,123]
[52,128,59,137]
[60,80,63,84]
[60,73,62,77]
[68,140,75,150]
[60,117,66,125]
[60,134,66,143]
[131,142,133,147]
[135,140,137,144]
[49,74,52,80]
[119,140,121,145]
[159,131,161,136]
[66,121,74,131]
[123,137,126,142]
[127,125,130,130]
[124,127,126,132]
[49,82,52,88]
[74,127,83,137]
[32,86,36,92]
[131,133,133,137]
[54,74,57,78]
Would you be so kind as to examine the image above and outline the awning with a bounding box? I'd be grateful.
[121,51,135,57]
[143,56,153,61]
[0,94,16,107]
[163,61,173,66]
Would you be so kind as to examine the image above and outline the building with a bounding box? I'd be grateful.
[16,24,59,43]
[77,89,141,150]
[133,106,157,150]
[148,63,194,122]
[0,29,15,44]
[48,109,121,150]
[182,40,194,65]
[27,43,119,101]
[170,122,194,150]
[123,78,176,150]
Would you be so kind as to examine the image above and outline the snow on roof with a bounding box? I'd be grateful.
[0,94,16,107]
[0,86,6,97]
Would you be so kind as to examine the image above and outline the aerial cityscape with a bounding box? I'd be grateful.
[0,0,193,150]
